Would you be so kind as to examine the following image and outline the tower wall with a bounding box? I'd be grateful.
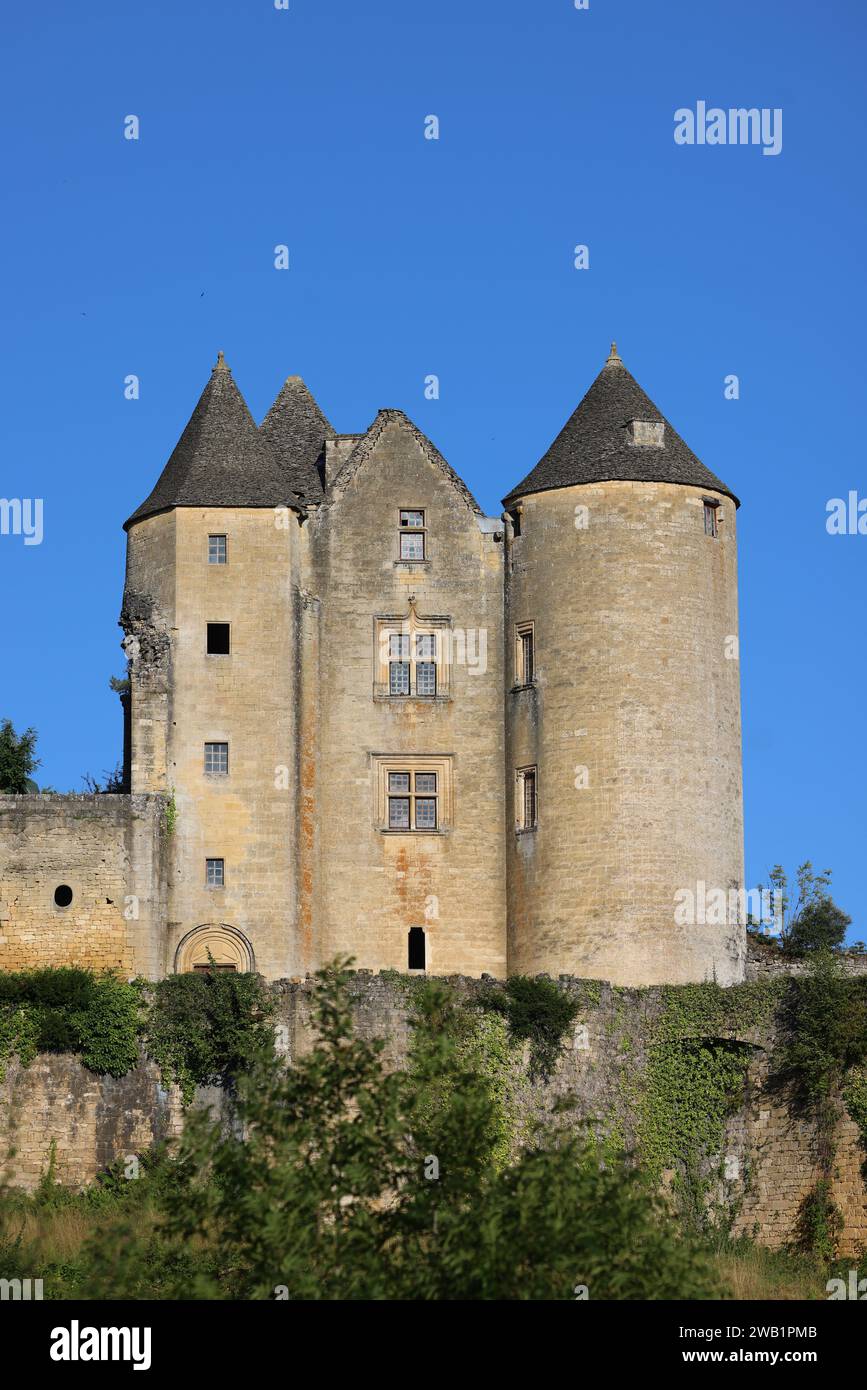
[124,506,304,980]
[505,479,745,986]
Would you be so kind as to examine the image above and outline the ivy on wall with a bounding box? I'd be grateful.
[476,974,583,1081]
[771,953,867,1258]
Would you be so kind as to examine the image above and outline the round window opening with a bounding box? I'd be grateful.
[54,885,73,908]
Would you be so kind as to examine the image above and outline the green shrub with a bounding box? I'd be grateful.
[792,1179,843,1264]
[477,974,580,1080]
[70,964,718,1300]
[773,952,867,1108]
[145,967,275,1102]
[0,968,143,1079]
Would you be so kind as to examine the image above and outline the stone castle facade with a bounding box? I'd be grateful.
[0,345,745,987]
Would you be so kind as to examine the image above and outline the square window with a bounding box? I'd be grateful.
[415,633,436,660]
[400,532,425,560]
[204,742,229,775]
[206,858,225,887]
[208,534,227,565]
[207,623,231,655]
[400,510,424,529]
[374,755,451,832]
[389,634,410,659]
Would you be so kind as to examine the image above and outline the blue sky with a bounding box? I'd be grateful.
[1,1,864,938]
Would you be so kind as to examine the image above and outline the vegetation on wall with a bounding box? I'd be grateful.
[771,952,867,1258]
[0,965,275,1101]
[145,968,275,1103]
[0,968,142,1079]
[8,963,718,1301]
[408,983,523,1170]
[476,974,582,1080]
[3,939,867,1284]
[628,981,784,1230]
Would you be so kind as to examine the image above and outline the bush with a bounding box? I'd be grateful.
[786,899,851,956]
[145,967,275,1102]
[477,974,580,1080]
[773,952,867,1108]
[71,964,718,1300]
[0,968,143,1079]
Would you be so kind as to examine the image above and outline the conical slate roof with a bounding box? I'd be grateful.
[259,375,334,503]
[124,354,298,529]
[503,345,739,507]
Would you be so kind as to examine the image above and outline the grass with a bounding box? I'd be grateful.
[1,1174,860,1300]
[711,1239,840,1301]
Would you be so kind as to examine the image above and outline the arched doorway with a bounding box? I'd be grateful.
[174,923,255,974]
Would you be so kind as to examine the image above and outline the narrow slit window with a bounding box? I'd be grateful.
[516,767,537,831]
[516,623,535,685]
[408,927,426,971]
[703,501,719,538]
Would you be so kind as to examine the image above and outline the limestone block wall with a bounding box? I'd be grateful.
[124,506,303,980]
[505,479,745,986]
[2,969,864,1256]
[305,415,507,977]
[0,794,167,977]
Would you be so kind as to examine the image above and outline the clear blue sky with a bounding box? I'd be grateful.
[1,1,864,938]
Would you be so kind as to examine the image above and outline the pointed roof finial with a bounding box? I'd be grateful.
[214,350,229,372]
[606,341,622,366]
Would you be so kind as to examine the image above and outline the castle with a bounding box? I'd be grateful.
[0,345,745,987]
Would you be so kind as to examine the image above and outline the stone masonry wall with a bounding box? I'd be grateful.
[0,794,167,977]
[1,965,864,1255]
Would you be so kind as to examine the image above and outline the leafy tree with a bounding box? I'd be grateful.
[0,718,39,793]
[787,898,851,955]
[81,762,125,794]
[761,862,851,955]
[77,965,717,1300]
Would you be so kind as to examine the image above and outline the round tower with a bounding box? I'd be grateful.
[503,345,745,986]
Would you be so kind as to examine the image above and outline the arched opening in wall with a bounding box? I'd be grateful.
[408,926,426,972]
[54,885,73,908]
[174,924,255,975]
